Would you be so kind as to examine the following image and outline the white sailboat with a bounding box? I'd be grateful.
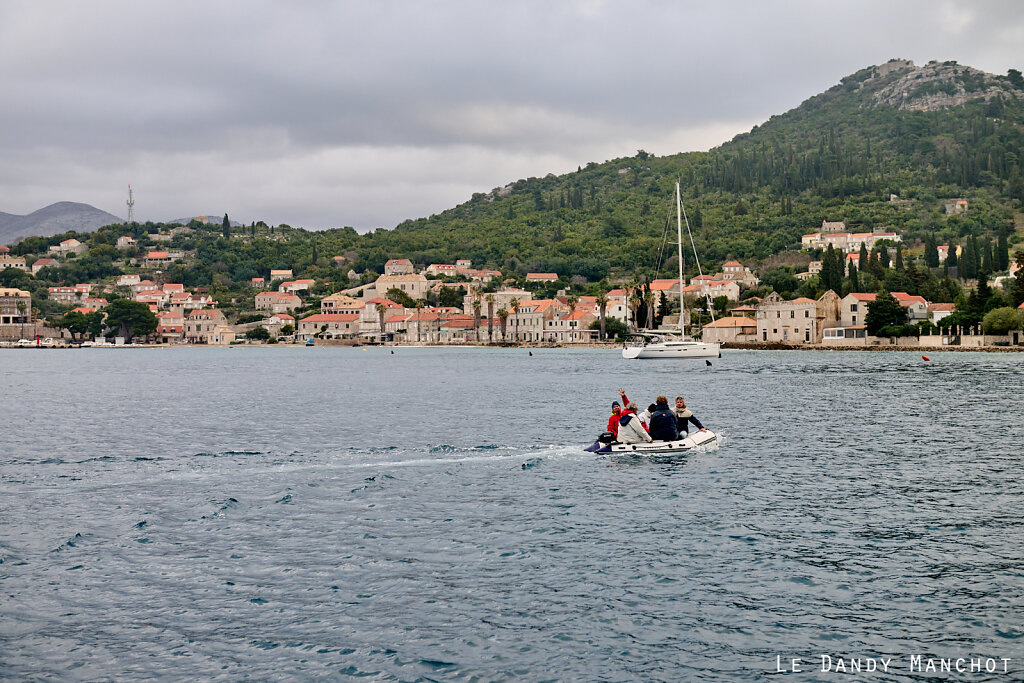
[622,182,721,360]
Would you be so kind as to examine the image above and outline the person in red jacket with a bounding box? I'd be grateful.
[605,388,630,436]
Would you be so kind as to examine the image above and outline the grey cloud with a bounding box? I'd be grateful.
[1,0,1022,229]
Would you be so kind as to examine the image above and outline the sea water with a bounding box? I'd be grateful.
[1,347,1022,680]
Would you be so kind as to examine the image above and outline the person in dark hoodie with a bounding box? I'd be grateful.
[647,395,679,441]
[673,396,707,436]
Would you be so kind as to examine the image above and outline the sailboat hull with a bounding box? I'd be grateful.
[622,340,720,359]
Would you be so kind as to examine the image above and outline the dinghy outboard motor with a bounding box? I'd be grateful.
[585,431,617,453]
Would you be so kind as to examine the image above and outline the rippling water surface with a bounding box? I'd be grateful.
[2,347,1023,681]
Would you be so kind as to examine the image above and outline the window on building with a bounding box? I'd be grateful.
[805,310,809,318]
[790,310,795,318]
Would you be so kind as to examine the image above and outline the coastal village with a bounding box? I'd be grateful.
[1,216,1023,349]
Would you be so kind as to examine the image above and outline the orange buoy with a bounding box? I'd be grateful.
[922,355,930,361]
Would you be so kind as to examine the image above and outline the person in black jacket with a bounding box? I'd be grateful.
[673,396,707,436]
[647,395,679,441]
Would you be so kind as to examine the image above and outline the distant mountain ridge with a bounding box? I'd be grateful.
[0,202,123,246]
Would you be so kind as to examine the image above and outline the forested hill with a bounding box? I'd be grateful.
[350,59,1024,282]
[8,59,1024,290]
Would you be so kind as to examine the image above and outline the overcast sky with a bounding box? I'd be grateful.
[1,1,1021,231]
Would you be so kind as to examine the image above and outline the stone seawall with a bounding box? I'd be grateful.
[722,342,1024,353]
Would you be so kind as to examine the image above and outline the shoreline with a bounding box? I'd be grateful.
[3,341,1023,353]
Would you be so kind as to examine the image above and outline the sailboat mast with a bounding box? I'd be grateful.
[679,184,715,325]
[675,182,685,334]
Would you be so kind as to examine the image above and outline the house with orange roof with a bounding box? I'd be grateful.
[270,269,293,282]
[84,297,108,309]
[718,260,759,288]
[839,291,928,327]
[891,292,928,320]
[255,291,301,313]
[756,291,840,344]
[510,299,564,341]
[320,292,365,314]
[162,283,184,293]
[116,235,136,249]
[279,279,314,293]
[184,309,228,344]
[383,258,414,276]
[69,307,98,316]
[251,277,265,288]
[131,279,159,295]
[297,313,361,338]
[48,286,83,304]
[135,290,169,307]
[370,273,430,300]
[359,298,405,334]
[31,257,58,274]
[424,263,457,277]
[682,279,740,302]
[525,272,559,283]
[0,254,27,272]
[49,238,86,256]
[117,274,141,288]
[701,316,758,344]
[169,291,215,315]
[544,307,598,343]
[927,302,956,325]
[145,251,172,267]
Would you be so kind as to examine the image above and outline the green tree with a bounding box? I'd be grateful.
[471,298,482,342]
[590,316,627,340]
[103,299,158,342]
[595,292,608,340]
[864,290,908,335]
[497,307,509,342]
[280,324,295,336]
[246,326,271,340]
[59,310,90,341]
[376,302,388,340]
[385,287,416,308]
[924,233,939,268]
[222,214,231,239]
[1008,68,1024,89]
[486,293,495,343]
[982,307,1023,334]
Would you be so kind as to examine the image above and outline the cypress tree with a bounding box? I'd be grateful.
[848,263,860,292]
[894,244,905,271]
[997,227,1010,271]
[222,214,230,239]
[924,233,939,268]
[879,245,890,269]
[981,238,993,273]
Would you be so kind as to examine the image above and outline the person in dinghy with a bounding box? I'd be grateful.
[585,392,715,453]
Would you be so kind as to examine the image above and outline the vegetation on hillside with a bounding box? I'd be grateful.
[5,60,1024,325]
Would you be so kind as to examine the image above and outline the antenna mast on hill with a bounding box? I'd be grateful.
[126,185,135,224]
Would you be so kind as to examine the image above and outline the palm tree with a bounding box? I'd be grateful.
[376,302,387,342]
[497,307,509,342]
[472,298,482,343]
[16,299,27,340]
[485,294,495,343]
[509,297,520,342]
[566,295,579,342]
[644,290,656,329]
[629,293,642,330]
[595,292,608,341]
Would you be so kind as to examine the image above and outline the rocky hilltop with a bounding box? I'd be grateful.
[865,59,1023,112]
[0,201,123,246]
